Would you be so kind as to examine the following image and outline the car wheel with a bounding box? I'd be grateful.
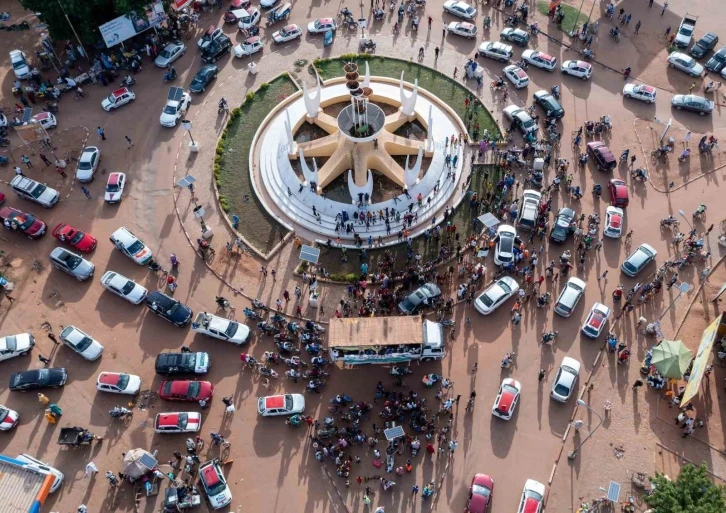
[675,105,682,110]
[699,111,706,116]
[581,75,588,80]
[668,62,675,68]
[625,94,632,99]
[649,99,655,104]
[21,350,30,356]
[500,57,506,63]
[202,86,206,92]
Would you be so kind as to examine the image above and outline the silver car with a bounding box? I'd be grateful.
[154,41,187,68]
[49,247,94,281]
[621,243,657,277]
[667,52,704,77]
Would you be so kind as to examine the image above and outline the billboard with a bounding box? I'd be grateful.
[172,0,194,10]
[98,1,167,48]
[680,313,725,406]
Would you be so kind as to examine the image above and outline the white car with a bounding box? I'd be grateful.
[198,26,224,50]
[474,277,520,315]
[102,87,136,111]
[443,1,477,19]
[154,412,202,433]
[554,277,586,317]
[551,357,581,402]
[192,312,251,345]
[561,60,592,80]
[603,206,624,238]
[10,49,31,79]
[0,405,19,431]
[581,303,611,339]
[104,172,126,203]
[0,112,7,128]
[307,18,337,34]
[623,84,657,104]
[100,271,148,304]
[478,41,513,62]
[272,24,302,43]
[503,64,529,89]
[199,460,233,510]
[237,8,261,30]
[494,224,517,267]
[234,36,263,58]
[160,87,191,127]
[260,0,279,7]
[75,146,100,182]
[29,112,57,130]
[0,333,35,362]
[258,394,305,416]
[110,227,153,265]
[521,50,557,71]
[96,372,142,394]
[492,378,521,420]
[154,41,186,67]
[447,21,477,39]
[621,243,657,277]
[667,51,704,77]
[60,325,104,361]
[517,479,546,513]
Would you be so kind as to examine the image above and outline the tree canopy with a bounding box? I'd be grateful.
[645,463,726,513]
[20,0,162,46]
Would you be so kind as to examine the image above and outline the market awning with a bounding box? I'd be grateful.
[681,313,726,406]
[651,339,693,379]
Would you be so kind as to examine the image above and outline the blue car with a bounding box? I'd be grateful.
[189,64,219,93]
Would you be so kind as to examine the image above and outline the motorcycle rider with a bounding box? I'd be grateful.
[610,26,620,39]
[218,97,228,112]
[623,66,631,79]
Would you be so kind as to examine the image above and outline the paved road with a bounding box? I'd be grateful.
[0,0,724,512]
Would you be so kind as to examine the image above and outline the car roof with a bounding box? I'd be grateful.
[201,463,221,486]
[567,276,586,288]
[459,22,475,29]
[112,227,135,243]
[246,36,261,44]
[265,395,285,409]
[107,173,121,185]
[112,88,129,97]
[318,17,333,23]
[98,372,121,385]
[157,413,180,426]
[167,380,192,394]
[281,24,299,31]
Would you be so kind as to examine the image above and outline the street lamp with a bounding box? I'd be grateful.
[677,210,693,231]
[567,399,604,461]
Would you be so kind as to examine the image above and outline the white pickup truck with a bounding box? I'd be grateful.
[192,312,250,345]
[674,13,698,48]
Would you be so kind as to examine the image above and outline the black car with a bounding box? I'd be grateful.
[690,32,719,59]
[550,207,575,243]
[155,352,210,375]
[189,64,219,93]
[532,90,565,119]
[146,291,193,327]
[705,46,726,72]
[10,368,67,391]
[671,94,714,115]
[201,35,232,63]
[398,283,442,315]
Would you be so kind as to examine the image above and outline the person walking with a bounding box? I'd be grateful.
[538,369,546,381]
[84,461,99,478]
[664,26,671,37]
[688,83,696,94]
[97,127,106,140]
[21,155,33,168]
[81,186,92,199]
[434,46,439,61]
[598,270,608,281]
[38,354,51,365]
[632,379,644,389]
[125,135,133,148]
[48,332,60,344]
[634,20,641,34]
[412,484,419,496]
[56,166,67,178]
[39,153,51,166]
[661,2,668,16]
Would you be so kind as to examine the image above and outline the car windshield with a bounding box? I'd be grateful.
[680,27,694,36]
[163,104,178,115]
[206,473,227,495]
[503,384,518,395]
[78,159,93,170]
[121,279,136,295]
[76,336,94,352]
[480,291,498,307]
[14,214,36,231]
[284,395,293,410]
[30,183,46,198]
[622,261,637,273]
[177,412,188,428]
[465,6,474,13]
[106,94,117,104]
[472,484,491,496]
[225,322,239,337]
[713,53,726,63]
[12,59,26,70]
[70,230,85,244]
[500,234,514,253]
[526,489,544,501]
[521,117,535,129]
[188,381,201,397]
[167,302,181,317]
[552,225,567,238]
[64,253,82,269]
[5,336,17,350]
[107,181,120,192]
[0,408,7,422]
[126,240,144,254]
[160,48,173,58]
[117,374,130,390]
[314,20,326,29]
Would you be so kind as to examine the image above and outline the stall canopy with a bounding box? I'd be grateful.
[651,339,693,379]
[681,313,726,406]
[123,448,157,480]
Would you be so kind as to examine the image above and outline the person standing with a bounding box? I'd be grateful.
[97,127,106,140]
[81,186,92,199]
[48,332,60,344]
[84,461,99,478]
[538,369,546,381]
[39,153,51,166]
[14,166,24,177]
[38,354,51,365]
[661,2,668,16]
[56,166,67,178]
[434,46,439,61]
[632,379,644,390]
[125,135,133,148]
[21,155,33,168]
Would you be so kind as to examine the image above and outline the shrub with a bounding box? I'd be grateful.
[259,82,270,90]
[230,108,241,118]
[245,91,255,102]
[329,272,359,283]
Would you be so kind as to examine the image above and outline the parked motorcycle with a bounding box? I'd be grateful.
[109,405,133,419]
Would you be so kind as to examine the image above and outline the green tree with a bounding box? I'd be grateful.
[19,0,161,46]
[645,463,726,513]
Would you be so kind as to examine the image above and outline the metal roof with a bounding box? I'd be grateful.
[328,317,423,348]
[0,455,50,513]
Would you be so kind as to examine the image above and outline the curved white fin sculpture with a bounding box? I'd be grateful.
[347,169,373,202]
[302,75,322,118]
[404,148,423,187]
[299,147,319,185]
[399,72,418,116]
[284,109,295,154]
[426,105,434,153]
[362,62,371,88]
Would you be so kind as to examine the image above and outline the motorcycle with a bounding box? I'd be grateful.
[530,22,539,35]
[578,153,589,166]
[305,320,325,333]
[541,331,558,344]
[599,115,612,131]
[551,85,560,99]
[306,379,326,392]
[631,168,648,182]
[693,204,707,219]
[610,27,620,42]
[218,100,228,115]
[257,322,280,335]
[581,48,594,61]
[483,16,491,30]
[410,438,421,456]
[338,7,353,19]
[536,292,551,308]
[373,8,385,20]
[330,395,353,405]
[501,352,515,369]
[109,406,133,419]
[276,340,299,353]
[305,343,322,355]
[215,296,231,309]
[170,254,179,270]
[286,369,300,382]
[270,313,286,325]
[244,307,263,320]
[311,356,332,367]
[660,216,678,229]
[42,102,59,114]
[163,69,177,83]
[258,366,279,379]
[262,351,280,364]
[678,148,690,163]
[303,368,329,379]
[120,75,136,87]
[252,299,270,312]
[283,356,305,368]
[391,366,413,376]
[515,59,528,70]
[592,184,602,197]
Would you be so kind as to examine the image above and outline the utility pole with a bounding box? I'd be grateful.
[56,0,90,61]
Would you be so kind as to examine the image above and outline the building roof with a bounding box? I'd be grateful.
[328,317,423,348]
[0,455,53,513]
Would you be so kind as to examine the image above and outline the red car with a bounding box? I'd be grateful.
[158,380,214,402]
[0,206,47,239]
[466,473,494,513]
[586,141,616,171]
[52,223,97,253]
[608,179,629,208]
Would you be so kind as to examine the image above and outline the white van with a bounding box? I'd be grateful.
[554,277,586,317]
[516,189,541,231]
[10,50,31,79]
